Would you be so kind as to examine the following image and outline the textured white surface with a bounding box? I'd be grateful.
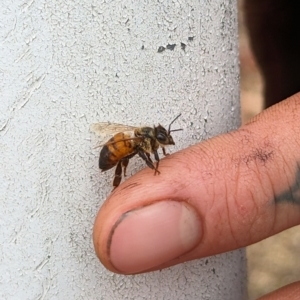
[0,0,245,299]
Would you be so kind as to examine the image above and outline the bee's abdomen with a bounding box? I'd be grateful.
[99,133,136,171]
[99,145,117,170]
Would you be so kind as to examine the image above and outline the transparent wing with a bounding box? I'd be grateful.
[90,122,137,136]
[89,122,138,146]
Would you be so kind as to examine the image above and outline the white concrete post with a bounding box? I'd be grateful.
[1,0,246,299]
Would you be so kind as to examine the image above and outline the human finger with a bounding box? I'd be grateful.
[258,281,300,300]
[94,93,300,274]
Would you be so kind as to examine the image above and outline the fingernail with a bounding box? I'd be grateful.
[108,201,202,274]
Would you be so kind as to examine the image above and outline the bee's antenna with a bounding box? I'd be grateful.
[170,128,183,133]
[168,113,182,133]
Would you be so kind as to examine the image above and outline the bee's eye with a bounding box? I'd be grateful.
[157,133,166,142]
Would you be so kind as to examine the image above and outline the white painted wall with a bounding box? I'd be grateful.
[0,0,246,299]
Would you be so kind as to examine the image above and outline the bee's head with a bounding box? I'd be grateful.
[155,125,175,145]
[155,114,182,145]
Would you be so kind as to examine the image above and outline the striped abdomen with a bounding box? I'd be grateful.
[99,132,138,171]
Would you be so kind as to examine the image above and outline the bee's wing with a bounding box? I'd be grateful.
[90,122,138,146]
[90,122,137,136]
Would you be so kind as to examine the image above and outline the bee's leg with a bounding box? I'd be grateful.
[146,152,160,176]
[146,153,153,163]
[113,160,123,188]
[121,153,137,177]
[138,150,158,173]
[121,157,129,177]
[147,152,160,175]
[162,147,170,156]
[153,150,161,175]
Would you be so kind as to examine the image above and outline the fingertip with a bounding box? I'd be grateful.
[107,201,202,274]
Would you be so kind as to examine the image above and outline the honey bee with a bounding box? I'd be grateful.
[90,114,182,189]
